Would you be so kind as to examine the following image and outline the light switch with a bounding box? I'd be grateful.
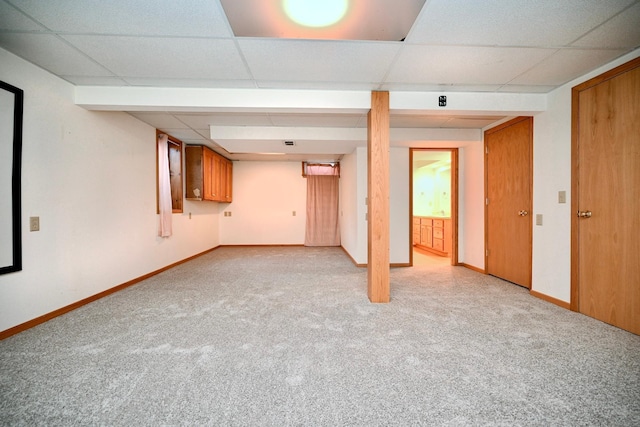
[558,191,566,204]
[536,214,543,226]
[30,216,40,232]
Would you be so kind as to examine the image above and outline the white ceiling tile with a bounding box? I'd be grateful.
[128,113,190,129]
[239,39,401,82]
[444,116,506,129]
[255,80,379,91]
[409,0,635,46]
[174,113,273,128]
[0,33,114,76]
[62,36,250,80]
[11,0,233,37]
[195,130,214,140]
[121,78,256,89]
[510,49,629,86]
[158,129,208,141]
[572,2,640,49]
[387,45,554,85]
[0,1,46,31]
[497,85,557,93]
[381,83,503,92]
[61,76,129,86]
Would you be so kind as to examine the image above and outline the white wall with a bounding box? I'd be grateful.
[458,142,485,269]
[340,147,368,264]
[220,161,306,245]
[339,149,360,261]
[531,48,640,303]
[340,146,411,265]
[0,48,220,332]
[389,147,410,264]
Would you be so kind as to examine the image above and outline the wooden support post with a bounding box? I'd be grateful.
[367,91,390,303]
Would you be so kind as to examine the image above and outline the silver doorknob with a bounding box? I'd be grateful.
[577,210,592,218]
[518,210,528,216]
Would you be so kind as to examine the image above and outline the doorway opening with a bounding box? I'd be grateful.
[410,148,458,267]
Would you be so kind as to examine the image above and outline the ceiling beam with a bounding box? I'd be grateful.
[75,86,547,117]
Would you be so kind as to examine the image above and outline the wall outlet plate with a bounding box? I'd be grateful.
[30,216,40,232]
[558,191,567,204]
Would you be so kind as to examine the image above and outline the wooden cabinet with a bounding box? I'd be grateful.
[412,218,421,245]
[185,145,232,203]
[217,157,232,203]
[420,218,433,248]
[414,216,451,256]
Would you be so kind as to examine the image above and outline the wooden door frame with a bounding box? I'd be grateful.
[484,116,533,286]
[409,148,459,266]
[570,56,640,312]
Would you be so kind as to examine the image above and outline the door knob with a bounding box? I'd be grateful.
[518,210,528,216]
[577,210,592,218]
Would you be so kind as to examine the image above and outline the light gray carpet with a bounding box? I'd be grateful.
[1,246,639,426]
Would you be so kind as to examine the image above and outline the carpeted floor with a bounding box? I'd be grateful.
[1,246,639,426]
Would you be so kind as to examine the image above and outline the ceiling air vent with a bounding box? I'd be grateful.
[284,140,295,146]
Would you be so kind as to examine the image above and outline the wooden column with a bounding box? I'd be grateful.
[367,91,390,303]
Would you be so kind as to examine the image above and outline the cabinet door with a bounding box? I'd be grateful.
[185,146,203,200]
[420,218,433,247]
[420,225,433,247]
[211,154,223,201]
[224,159,233,202]
[202,147,214,201]
[218,157,227,202]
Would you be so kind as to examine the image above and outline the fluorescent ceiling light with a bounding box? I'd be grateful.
[220,0,426,41]
[284,0,348,28]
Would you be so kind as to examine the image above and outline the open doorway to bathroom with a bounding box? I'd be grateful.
[410,149,458,267]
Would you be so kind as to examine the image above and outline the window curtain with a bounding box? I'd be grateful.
[304,169,340,247]
[157,134,172,237]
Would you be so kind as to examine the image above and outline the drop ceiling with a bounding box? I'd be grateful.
[1,0,639,161]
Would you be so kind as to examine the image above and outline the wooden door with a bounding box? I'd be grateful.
[572,58,640,335]
[485,117,533,288]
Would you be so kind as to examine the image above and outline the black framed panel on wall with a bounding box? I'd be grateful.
[0,80,23,275]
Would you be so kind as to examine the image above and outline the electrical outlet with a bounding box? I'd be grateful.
[292,211,296,216]
[558,191,566,204]
[30,216,40,232]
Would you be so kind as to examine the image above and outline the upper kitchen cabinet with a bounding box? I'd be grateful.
[185,145,232,203]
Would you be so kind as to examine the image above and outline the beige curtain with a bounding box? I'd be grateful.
[304,174,340,246]
[157,134,172,237]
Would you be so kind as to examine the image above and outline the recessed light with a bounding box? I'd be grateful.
[220,0,426,41]
[283,0,348,28]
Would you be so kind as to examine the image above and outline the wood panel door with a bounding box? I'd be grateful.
[572,58,640,335]
[485,117,533,288]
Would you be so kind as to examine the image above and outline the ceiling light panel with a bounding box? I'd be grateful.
[220,0,426,41]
